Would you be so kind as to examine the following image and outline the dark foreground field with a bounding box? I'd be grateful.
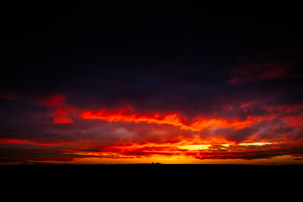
[1,164,302,201]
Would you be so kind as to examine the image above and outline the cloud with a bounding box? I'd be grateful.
[79,108,275,133]
[1,93,302,163]
[194,145,303,160]
[40,95,65,108]
[49,140,303,161]
[0,157,74,163]
[0,138,74,146]
[229,61,296,84]
[0,147,85,163]
[53,117,74,124]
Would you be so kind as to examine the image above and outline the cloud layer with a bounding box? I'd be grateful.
[1,51,302,164]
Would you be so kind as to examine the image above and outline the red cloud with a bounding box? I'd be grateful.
[0,139,25,144]
[22,157,74,162]
[37,94,77,124]
[55,107,76,116]
[0,138,74,145]
[53,117,74,124]
[262,104,303,114]
[41,95,65,108]
[229,62,295,84]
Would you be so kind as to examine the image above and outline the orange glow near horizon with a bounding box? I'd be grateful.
[59,135,293,163]
[1,134,301,164]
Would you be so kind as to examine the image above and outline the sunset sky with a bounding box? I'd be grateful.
[1,2,303,164]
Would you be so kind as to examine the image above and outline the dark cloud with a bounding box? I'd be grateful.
[195,146,303,160]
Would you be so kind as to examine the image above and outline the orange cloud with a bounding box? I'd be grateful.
[80,109,192,129]
[79,109,270,131]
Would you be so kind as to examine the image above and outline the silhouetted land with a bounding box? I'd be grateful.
[1,164,302,201]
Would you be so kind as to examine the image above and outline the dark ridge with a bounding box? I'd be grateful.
[1,164,302,201]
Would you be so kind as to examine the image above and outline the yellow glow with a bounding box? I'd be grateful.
[62,154,302,165]
[238,142,273,146]
[178,144,211,150]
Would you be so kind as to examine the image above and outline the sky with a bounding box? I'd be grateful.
[1,2,303,164]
